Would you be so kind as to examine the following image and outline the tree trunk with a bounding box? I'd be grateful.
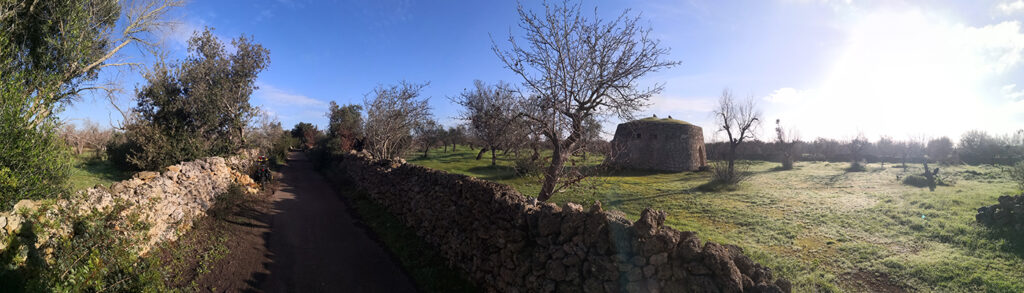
[423,147,429,158]
[491,148,497,166]
[452,142,457,151]
[538,149,566,202]
[476,147,488,160]
[728,143,738,179]
[443,144,448,153]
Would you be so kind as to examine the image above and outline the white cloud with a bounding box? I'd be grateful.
[763,87,815,104]
[1002,84,1024,101]
[648,95,716,113]
[764,9,1024,140]
[998,1,1024,14]
[255,83,327,107]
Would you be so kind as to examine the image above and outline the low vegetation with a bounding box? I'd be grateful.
[410,145,1023,292]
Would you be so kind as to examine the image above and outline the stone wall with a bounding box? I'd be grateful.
[0,150,260,261]
[609,120,707,172]
[330,151,789,292]
[976,193,1024,232]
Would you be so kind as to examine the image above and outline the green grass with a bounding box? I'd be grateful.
[409,146,1024,292]
[68,153,131,192]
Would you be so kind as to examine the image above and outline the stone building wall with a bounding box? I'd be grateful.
[609,121,707,172]
[330,151,789,292]
[0,150,260,260]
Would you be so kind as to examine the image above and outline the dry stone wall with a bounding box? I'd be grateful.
[331,151,790,293]
[0,150,260,262]
[976,193,1024,232]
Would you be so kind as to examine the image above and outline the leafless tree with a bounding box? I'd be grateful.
[493,0,678,201]
[451,80,523,165]
[774,119,798,170]
[60,119,113,158]
[363,81,432,160]
[413,119,444,158]
[712,89,761,182]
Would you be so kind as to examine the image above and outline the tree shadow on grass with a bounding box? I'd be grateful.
[466,165,517,180]
[76,157,131,182]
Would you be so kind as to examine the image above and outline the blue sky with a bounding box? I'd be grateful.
[62,0,1024,142]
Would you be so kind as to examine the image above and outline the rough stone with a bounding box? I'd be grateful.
[607,117,708,172]
[324,151,791,293]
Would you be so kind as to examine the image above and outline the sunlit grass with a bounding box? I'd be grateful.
[409,145,1024,292]
[68,153,130,192]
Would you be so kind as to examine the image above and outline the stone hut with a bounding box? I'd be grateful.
[608,117,707,172]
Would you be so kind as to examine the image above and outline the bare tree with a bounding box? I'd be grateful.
[774,119,798,170]
[847,133,870,171]
[493,1,678,201]
[413,119,444,158]
[452,80,522,165]
[363,81,432,159]
[712,89,761,182]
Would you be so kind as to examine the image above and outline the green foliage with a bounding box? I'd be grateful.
[903,174,931,188]
[111,28,270,171]
[269,131,297,166]
[0,0,121,125]
[291,122,319,149]
[0,87,72,209]
[0,205,169,292]
[1008,161,1024,191]
[326,102,364,152]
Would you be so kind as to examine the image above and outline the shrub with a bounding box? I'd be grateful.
[707,160,750,187]
[902,174,930,188]
[514,157,543,176]
[1,95,71,209]
[1008,162,1024,190]
[1,205,168,292]
[846,160,867,172]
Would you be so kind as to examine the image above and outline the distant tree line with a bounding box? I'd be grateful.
[706,129,1024,166]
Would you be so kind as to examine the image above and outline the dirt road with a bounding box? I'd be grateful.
[197,152,417,292]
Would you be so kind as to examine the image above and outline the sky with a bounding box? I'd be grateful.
[61,0,1024,142]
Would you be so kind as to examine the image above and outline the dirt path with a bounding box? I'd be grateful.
[195,152,417,292]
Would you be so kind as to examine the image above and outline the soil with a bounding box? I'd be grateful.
[168,152,417,292]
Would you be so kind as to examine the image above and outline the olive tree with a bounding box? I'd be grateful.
[1,0,180,207]
[363,81,432,159]
[493,1,678,201]
[116,28,270,170]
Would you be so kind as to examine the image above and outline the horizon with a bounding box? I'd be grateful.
[61,0,1024,143]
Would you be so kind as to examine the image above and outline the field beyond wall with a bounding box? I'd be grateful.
[409,146,1023,292]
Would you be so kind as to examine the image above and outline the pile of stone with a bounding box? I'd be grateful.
[0,150,260,264]
[977,193,1024,232]
[331,150,790,292]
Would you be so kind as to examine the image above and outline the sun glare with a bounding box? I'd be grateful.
[783,8,1022,141]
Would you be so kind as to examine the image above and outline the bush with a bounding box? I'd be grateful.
[1,96,71,209]
[846,161,867,172]
[514,157,543,176]
[706,160,750,188]
[1008,162,1024,190]
[0,205,168,292]
[902,174,930,188]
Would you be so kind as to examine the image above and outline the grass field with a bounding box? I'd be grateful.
[408,146,1024,292]
[68,153,130,192]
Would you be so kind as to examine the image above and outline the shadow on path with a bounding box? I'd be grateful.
[243,152,416,292]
